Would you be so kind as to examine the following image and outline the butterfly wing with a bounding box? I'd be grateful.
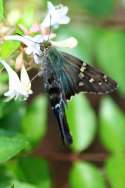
[60,52,117,100]
[43,47,117,145]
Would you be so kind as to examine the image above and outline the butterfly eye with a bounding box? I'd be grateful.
[47,42,52,47]
[40,43,44,51]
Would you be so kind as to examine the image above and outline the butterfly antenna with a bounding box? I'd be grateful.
[47,14,52,42]
[15,33,41,45]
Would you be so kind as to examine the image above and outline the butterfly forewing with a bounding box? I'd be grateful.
[61,52,117,100]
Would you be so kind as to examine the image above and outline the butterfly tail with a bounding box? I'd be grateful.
[53,101,73,145]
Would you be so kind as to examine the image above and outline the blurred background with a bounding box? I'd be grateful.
[0,0,125,188]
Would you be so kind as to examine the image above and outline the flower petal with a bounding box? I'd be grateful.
[0,60,32,101]
[0,60,21,91]
[51,37,78,49]
[5,35,34,47]
[59,16,70,24]
[48,1,55,12]
[20,65,32,94]
[41,1,70,28]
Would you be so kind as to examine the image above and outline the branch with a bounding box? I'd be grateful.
[36,151,108,162]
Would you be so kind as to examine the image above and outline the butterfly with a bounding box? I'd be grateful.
[39,40,117,145]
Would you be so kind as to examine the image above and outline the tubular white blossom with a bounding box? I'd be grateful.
[5,34,56,64]
[20,65,33,96]
[41,1,70,28]
[51,37,78,48]
[0,60,32,101]
[5,35,42,55]
[5,34,78,64]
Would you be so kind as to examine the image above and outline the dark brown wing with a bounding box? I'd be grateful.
[60,52,117,100]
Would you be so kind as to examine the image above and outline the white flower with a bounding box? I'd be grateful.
[5,34,78,65]
[51,37,78,49]
[5,35,78,64]
[5,34,56,64]
[5,35,42,56]
[0,60,32,101]
[41,1,70,28]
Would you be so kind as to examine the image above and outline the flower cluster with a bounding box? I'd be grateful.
[0,1,77,101]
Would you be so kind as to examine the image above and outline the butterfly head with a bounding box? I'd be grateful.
[40,41,52,52]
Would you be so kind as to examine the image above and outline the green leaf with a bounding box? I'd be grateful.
[79,0,115,17]
[0,72,8,82]
[17,7,36,28]
[0,41,20,59]
[7,156,51,188]
[0,129,29,163]
[0,165,36,188]
[10,181,36,188]
[105,154,125,188]
[0,0,4,20]
[96,31,125,95]
[99,97,125,153]
[0,178,36,188]
[69,161,106,188]
[58,25,99,63]
[22,95,48,145]
[66,94,96,152]
[0,100,26,132]
[0,72,8,96]
[0,165,12,188]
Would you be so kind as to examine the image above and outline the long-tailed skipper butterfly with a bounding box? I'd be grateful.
[38,40,117,145]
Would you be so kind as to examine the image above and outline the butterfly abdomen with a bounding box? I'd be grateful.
[48,81,72,145]
[53,101,73,145]
[43,58,72,145]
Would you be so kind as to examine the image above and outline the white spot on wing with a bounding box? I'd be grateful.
[79,72,84,79]
[99,82,102,85]
[89,78,95,83]
[79,81,84,86]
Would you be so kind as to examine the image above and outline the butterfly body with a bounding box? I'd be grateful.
[41,46,73,144]
[40,41,117,145]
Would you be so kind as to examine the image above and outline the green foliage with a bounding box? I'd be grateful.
[0,0,125,187]
[57,25,99,63]
[10,182,36,188]
[0,129,29,163]
[17,7,36,28]
[0,72,8,95]
[6,156,51,188]
[52,0,116,17]
[0,99,26,131]
[0,41,20,60]
[69,161,106,188]
[105,154,125,188]
[66,94,96,152]
[79,0,115,17]
[0,157,51,188]
[0,0,4,20]
[96,31,125,95]
[99,97,125,153]
[22,95,48,145]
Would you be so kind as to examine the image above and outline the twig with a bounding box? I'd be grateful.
[37,151,108,162]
